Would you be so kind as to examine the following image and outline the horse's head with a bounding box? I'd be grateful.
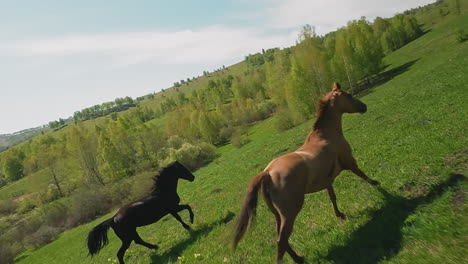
[329,82,367,114]
[172,161,195,182]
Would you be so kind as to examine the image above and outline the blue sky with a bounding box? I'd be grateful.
[0,0,435,134]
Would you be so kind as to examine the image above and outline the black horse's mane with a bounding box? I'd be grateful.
[150,162,178,195]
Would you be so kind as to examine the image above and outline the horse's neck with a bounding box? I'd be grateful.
[153,177,178,196]
[305,107,343,144]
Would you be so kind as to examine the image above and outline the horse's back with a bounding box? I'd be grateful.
[113,196,173,227]
[266,139,341,194]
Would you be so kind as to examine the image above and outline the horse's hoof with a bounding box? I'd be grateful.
[370,179,380,186]
[151,245,159,250]
[293,255,305,264]
[337,212,347,220]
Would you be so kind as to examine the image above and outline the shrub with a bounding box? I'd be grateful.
[129,172,155,201]
[0,242,15,264]
[167,135,184,149]
[172,142,217,171]
[40,201,68,227]
[16,197,39,214]
[66,187,112,228]
[24,225,61,248]
[39,184,62,203]
[103,180,133,206]
[231,128,251,148]
[456,29,468,43]
[0,200,18,216]
[258,101,275,118]
[274,109,295,131]
[0,177,7,188]
[218,126,235,144]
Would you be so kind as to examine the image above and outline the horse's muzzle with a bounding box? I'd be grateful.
[360,103,367,113]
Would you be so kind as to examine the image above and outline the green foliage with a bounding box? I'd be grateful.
[0,176,6,188]
[166,142,217,171]
[66,187,112,227]
[16,196,40,214]
[24,225,61,249]
[231,127,250,148]
[0,199,18,216]
[1,148,24,181]
[456,28,468,42]
[72,96,135,123]
[98,121,136,180]
[273,108,296,131]
[66,126,105,185]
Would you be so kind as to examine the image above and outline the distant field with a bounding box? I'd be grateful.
[15,14,468,264]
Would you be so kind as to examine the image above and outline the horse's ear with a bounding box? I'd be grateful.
[332,82,341,91]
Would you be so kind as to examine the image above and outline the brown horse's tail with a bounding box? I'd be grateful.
[87,218,113,256]
[233,170,269,250]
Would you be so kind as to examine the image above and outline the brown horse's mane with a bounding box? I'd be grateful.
[312,95,332,131]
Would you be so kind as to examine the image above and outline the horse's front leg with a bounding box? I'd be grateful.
[342,156,380,186]
[350,166,380,186]
[169,211,191,231]
[327,186,346,219]
[176,204,194,223]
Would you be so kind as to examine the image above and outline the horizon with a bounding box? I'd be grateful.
[0,0,435,134]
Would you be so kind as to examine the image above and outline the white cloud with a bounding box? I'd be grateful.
[263,0,436,34]
[0,25,296,67]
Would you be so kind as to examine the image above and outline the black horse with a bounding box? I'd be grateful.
[87,161,195,264]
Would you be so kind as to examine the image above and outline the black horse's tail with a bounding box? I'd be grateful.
[87,218,113,256]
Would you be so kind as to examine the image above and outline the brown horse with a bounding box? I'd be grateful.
[233,82,379,264]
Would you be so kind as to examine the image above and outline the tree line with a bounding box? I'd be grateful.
[1,13,425,187]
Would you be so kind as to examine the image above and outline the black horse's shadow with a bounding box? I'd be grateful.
[326,173,465,264]
[149,211,235,263]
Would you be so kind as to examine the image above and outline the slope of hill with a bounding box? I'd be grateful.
[14,11,468,264]
[0,127,44,153]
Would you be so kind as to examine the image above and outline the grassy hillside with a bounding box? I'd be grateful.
[15,13,468,264]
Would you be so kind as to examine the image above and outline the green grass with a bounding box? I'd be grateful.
[15,14,468,264]
[0,177,29,200]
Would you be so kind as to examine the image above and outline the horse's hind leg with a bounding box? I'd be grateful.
[277,215,305,264]
[111,224,133,264]
[274,195,305,264]
[262,185,281,234]
[134,230,159,249]
[117,239,131,264]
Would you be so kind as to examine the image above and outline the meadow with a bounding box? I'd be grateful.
[12,12,468,264]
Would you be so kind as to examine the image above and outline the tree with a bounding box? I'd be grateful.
[1,149,24,181]
[347,19,384,82]
[67,126,105,185]
[265,49,291,107]
[285,57,315,122]
[35,137,66,197]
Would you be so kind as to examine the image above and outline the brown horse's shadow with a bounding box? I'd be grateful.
[149,211,235,264]
[325,173,465,264]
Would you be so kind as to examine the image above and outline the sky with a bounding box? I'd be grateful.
[0,0,435,134]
